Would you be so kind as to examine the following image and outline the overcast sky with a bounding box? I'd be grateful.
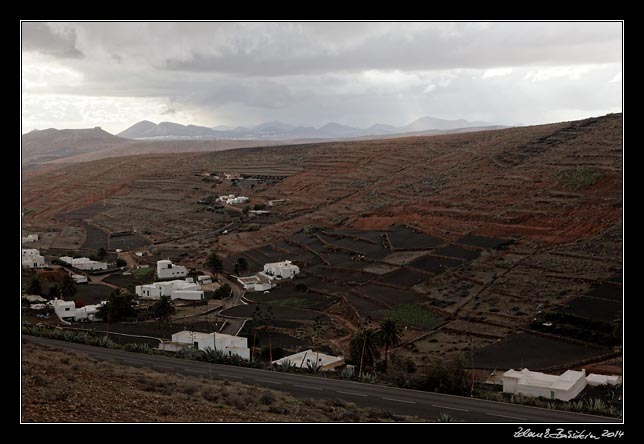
[21,21,622,134]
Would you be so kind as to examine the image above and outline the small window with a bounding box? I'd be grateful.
[65,307,70,311]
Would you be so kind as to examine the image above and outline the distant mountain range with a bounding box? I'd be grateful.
[117,116,497,140]
[22,117,505,168]
[21,127,130,165]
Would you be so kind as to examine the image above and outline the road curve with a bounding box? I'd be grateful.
[22,336,621,424]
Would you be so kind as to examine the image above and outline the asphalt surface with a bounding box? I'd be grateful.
[23,336,621,424]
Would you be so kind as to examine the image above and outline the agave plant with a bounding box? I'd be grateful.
[277,359,296,372]
[338,366,355,379]
[96,336,117,349]
[177,347,204,360]
[202,346,226,363]
[124,343,152,354]
[585,398,607,412]
[436,412,461,422]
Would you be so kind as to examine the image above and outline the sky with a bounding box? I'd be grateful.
[21,21,622,134]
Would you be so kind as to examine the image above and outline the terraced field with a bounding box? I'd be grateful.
[22,114,622,371]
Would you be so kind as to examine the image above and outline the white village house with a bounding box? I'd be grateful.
[156,259,188,280]
[226,196,249,205]
[237,274,273,292]
[22,249,45,269]
[585,373,622,387]
[71,273,88,284]
[74,302,107,322]
[135,279,204,300]
[273,349,345,371]
[170,330,250,360]
[502,368,588,402]
[60,256,108,271]
[48,299,76,322]
[237,260,301,291]
[197,275,213,284]
[22,234,39,243]
[262,260,300,280]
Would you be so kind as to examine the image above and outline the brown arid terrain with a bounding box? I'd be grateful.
[21,341,418,423]
[21,114,622,374]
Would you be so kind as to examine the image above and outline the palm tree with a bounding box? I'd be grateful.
[60,275,77,299]
[27,275,42,296]
[349,328,381,379]
[236,258,248,276]
[152,295,175,321]
[205,252,223,275]
[378,319,402,372]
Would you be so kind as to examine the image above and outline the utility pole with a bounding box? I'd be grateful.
[358,332,367,381]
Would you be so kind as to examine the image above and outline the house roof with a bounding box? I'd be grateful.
[504,368,586,391]
[273,349,344,368]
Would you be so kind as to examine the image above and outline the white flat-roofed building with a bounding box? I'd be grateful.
[71,273,88,284]
[197,275,213,284]
[135,279,201,300]
[226,196,249,205]
[503,368,587,401]
[48,299,76,321]
[586,373,622,387]
[157,259,188,279]
[22,249,45,269]
[272,350,345,371]
[170,290,204,301]
[171,330,250,360]
[237,274,273,292]
[59,256,107,271]
[74,302,107,322]
[22,234,39,243]
[262,260,300,280]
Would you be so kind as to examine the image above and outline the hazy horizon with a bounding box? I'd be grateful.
[21,21,622,134]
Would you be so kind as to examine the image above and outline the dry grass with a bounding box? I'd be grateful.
[21,341,421,423]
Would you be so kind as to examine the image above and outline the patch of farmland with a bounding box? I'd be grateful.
[356,285,421,306]
[318,234,390,259]
[80,223,109,250]
[220,303,330,322]
[433,244,481,260]
[103,271,155,291]
[587,283,622,301]
[375,267,431,288]
[73,284,114,305]
[381,251,432,266]
[563,296,622,323]
[406,254,465,274]
[473,332,608,370]
[345,292,389,316]
[372,304,444,329]
[361,262,398,275]
[109,233,150,250]
[292,275,347,295]
[322,252,366,269]
[307,266,377,286]
[325,229,387,243]
[386,225,444,250]
[456,234,514,250]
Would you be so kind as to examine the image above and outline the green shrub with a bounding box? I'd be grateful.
[554,168,605,189]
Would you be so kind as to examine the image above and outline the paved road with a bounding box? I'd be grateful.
[217,273,248,335]
[23,336,620,424]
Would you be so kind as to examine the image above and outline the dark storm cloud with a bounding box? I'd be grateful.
[22,22,84,59]
[162,22,621,76]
